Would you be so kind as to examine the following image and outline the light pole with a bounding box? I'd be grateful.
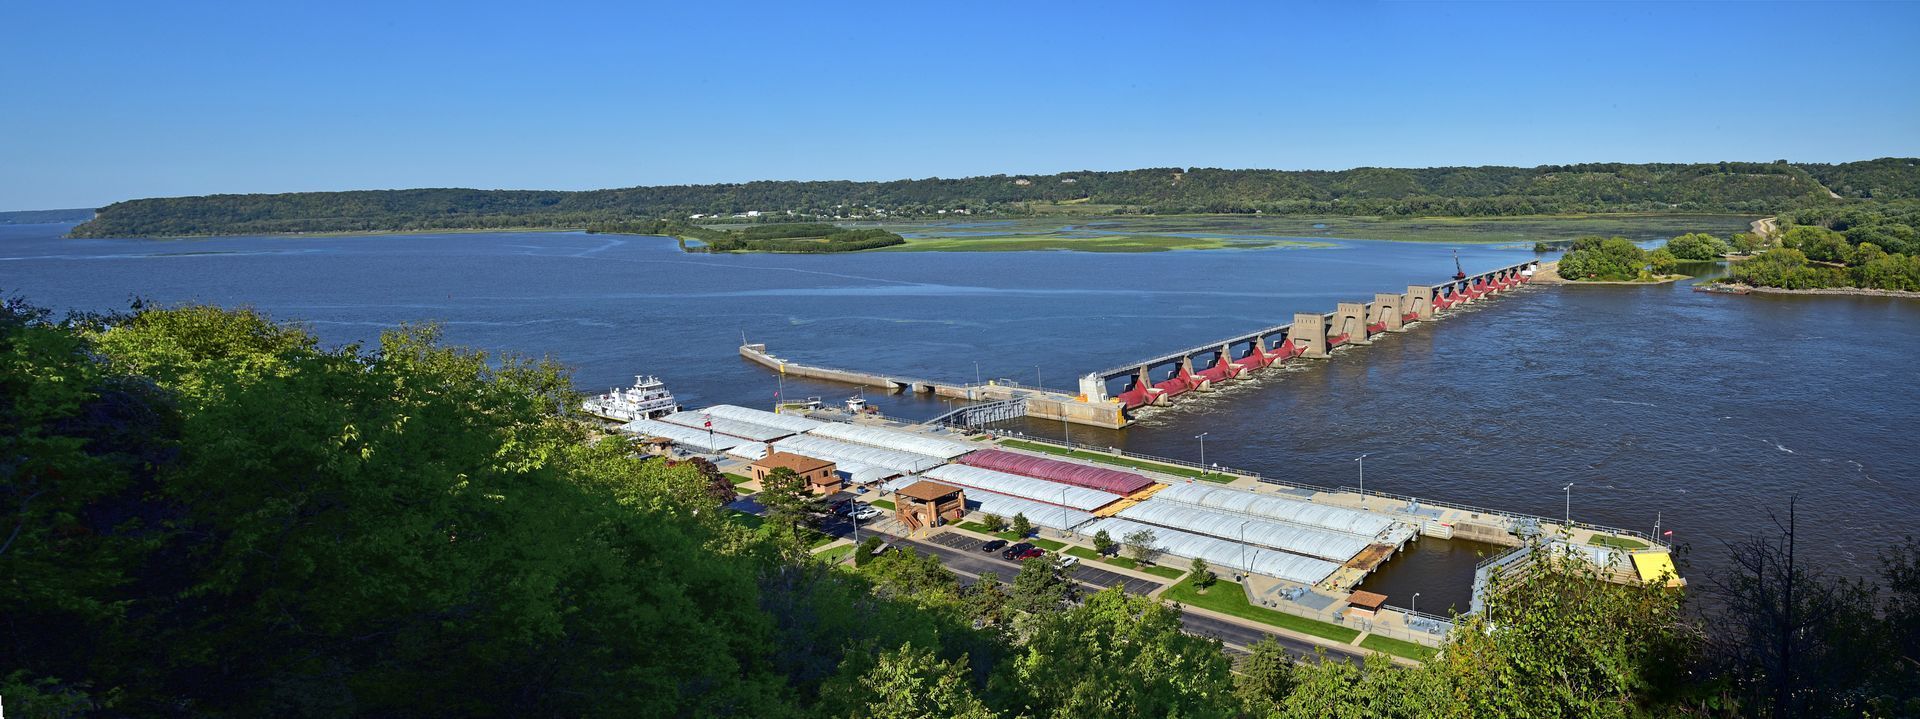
[1354,453,1370,506]
[1195,433,1210,481]
[1563,483,1574,526]
[974,361,981,385]
[1036,365,1043,391]
[1061,415,1071,447]
[1239,519,1250,580]
[1412,592,1421,616]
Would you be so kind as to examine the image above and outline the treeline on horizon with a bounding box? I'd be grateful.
[65,158,1920,238]
[10,295,1920,717]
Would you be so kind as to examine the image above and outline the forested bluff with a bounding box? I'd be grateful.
[8,298,1920,717]
[65,158,1920,238]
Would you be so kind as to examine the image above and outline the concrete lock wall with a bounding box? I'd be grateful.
[1027,395,1128,429]
[1371,293,1405,331]
[1334,303,1369,344]
[1406,286,1434,320]
[1291,313,1329,358]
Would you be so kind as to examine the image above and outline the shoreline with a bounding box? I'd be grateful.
[1709,282,1920,299]
[1528,261,1690,286]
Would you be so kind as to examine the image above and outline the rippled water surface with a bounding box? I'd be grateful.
[6,222,1916,605]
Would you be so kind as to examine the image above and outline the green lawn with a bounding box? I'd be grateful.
[814,544,855,566]
[1031,538,1066,551]
[1138,565,1185,580]
[1588,535,1649,550]
[1162,576,1360,644]
[957,521,1023,540]
[735,487,754,496]
[868,499,895,510]
[726,473,753,485]
[728,511,765,530]
[997,439,1230,482]
[1361,634,1439,661]
[1063,546,1184,578]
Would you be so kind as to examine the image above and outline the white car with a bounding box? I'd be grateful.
[851,505,882,521]
[1058,555,1080,568]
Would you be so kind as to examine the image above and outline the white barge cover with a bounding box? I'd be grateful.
[658,412,794,442]
[619,418,743,454]
[697,405,824,435]
[1118,501,1374,563]
[807,423,978,459]
[924,464,1123,512]
[774,435,945,475]
[1080,517,1340,586]
[1154,483,1397,539]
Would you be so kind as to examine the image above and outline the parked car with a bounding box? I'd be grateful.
[1013,547,1046,561]
[1000,542,1035,560]
[851,505,882,521]
[981,539,1009,553]
[1058,555,1080,568]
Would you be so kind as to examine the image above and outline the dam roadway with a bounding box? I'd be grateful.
[741,260,1541,429]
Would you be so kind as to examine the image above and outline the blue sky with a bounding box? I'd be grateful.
[3,1,1917,210]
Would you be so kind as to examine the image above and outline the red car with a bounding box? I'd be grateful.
[1012,547,1046,561]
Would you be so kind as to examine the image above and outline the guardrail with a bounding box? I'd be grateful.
[1248,474,1666,549]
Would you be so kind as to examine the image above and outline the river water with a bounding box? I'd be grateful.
[5,222,1915,612]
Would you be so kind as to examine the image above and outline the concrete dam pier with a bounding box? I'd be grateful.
[742,260,1540,429]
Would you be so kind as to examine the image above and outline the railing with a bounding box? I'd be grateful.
[926,397,1027,429]
[985,430,1265,480]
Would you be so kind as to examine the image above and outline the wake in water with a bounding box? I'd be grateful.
[1595,398,1660,407]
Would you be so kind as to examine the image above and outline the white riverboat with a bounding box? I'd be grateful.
[581,375,680,421]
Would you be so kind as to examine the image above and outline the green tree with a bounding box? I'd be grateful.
[1010,513,1033,538]
[982,513,1007,532]
[1005,589,1236,719]
[1092,529,1116,557]
[1648,247,1679,275]
[1233,637,1296,714]
[1124,529,1162,566]
[1191,556,1214,589]
[1444,543,1697,718]
[759,465,821,545]
[857,536,885,567]
[842,643,997,719]
[969,571,1012,627]
[1010,555,1074,614]
[1666,232,1731,260]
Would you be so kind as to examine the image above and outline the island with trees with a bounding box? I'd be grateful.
[585,220,906,253]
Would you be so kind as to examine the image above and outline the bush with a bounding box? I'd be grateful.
[1558,236,1648,281]
[1665,232,1730,260]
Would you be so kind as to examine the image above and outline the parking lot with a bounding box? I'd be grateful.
[924,532,1164,596]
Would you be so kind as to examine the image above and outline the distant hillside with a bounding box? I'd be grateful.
[2,208,95,225]
[68,159,1920,238]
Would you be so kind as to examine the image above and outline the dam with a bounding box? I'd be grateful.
[741,260,1541,429]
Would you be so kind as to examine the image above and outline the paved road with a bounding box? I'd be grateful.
[766,507,1360,663]
[890,531,1359,663]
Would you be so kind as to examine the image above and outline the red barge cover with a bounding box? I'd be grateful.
[958,448,1154,495]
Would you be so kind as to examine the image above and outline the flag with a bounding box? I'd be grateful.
[1663,530,1673,536]
[703,413,712,428]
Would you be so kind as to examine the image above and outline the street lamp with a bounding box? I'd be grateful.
[1354,453,1370,506]
[1239,519,1250,580]
[1412,592,1421,616]
[974,360,981,385]
[1563,483,1575,525]
[1194,433,1210,481]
